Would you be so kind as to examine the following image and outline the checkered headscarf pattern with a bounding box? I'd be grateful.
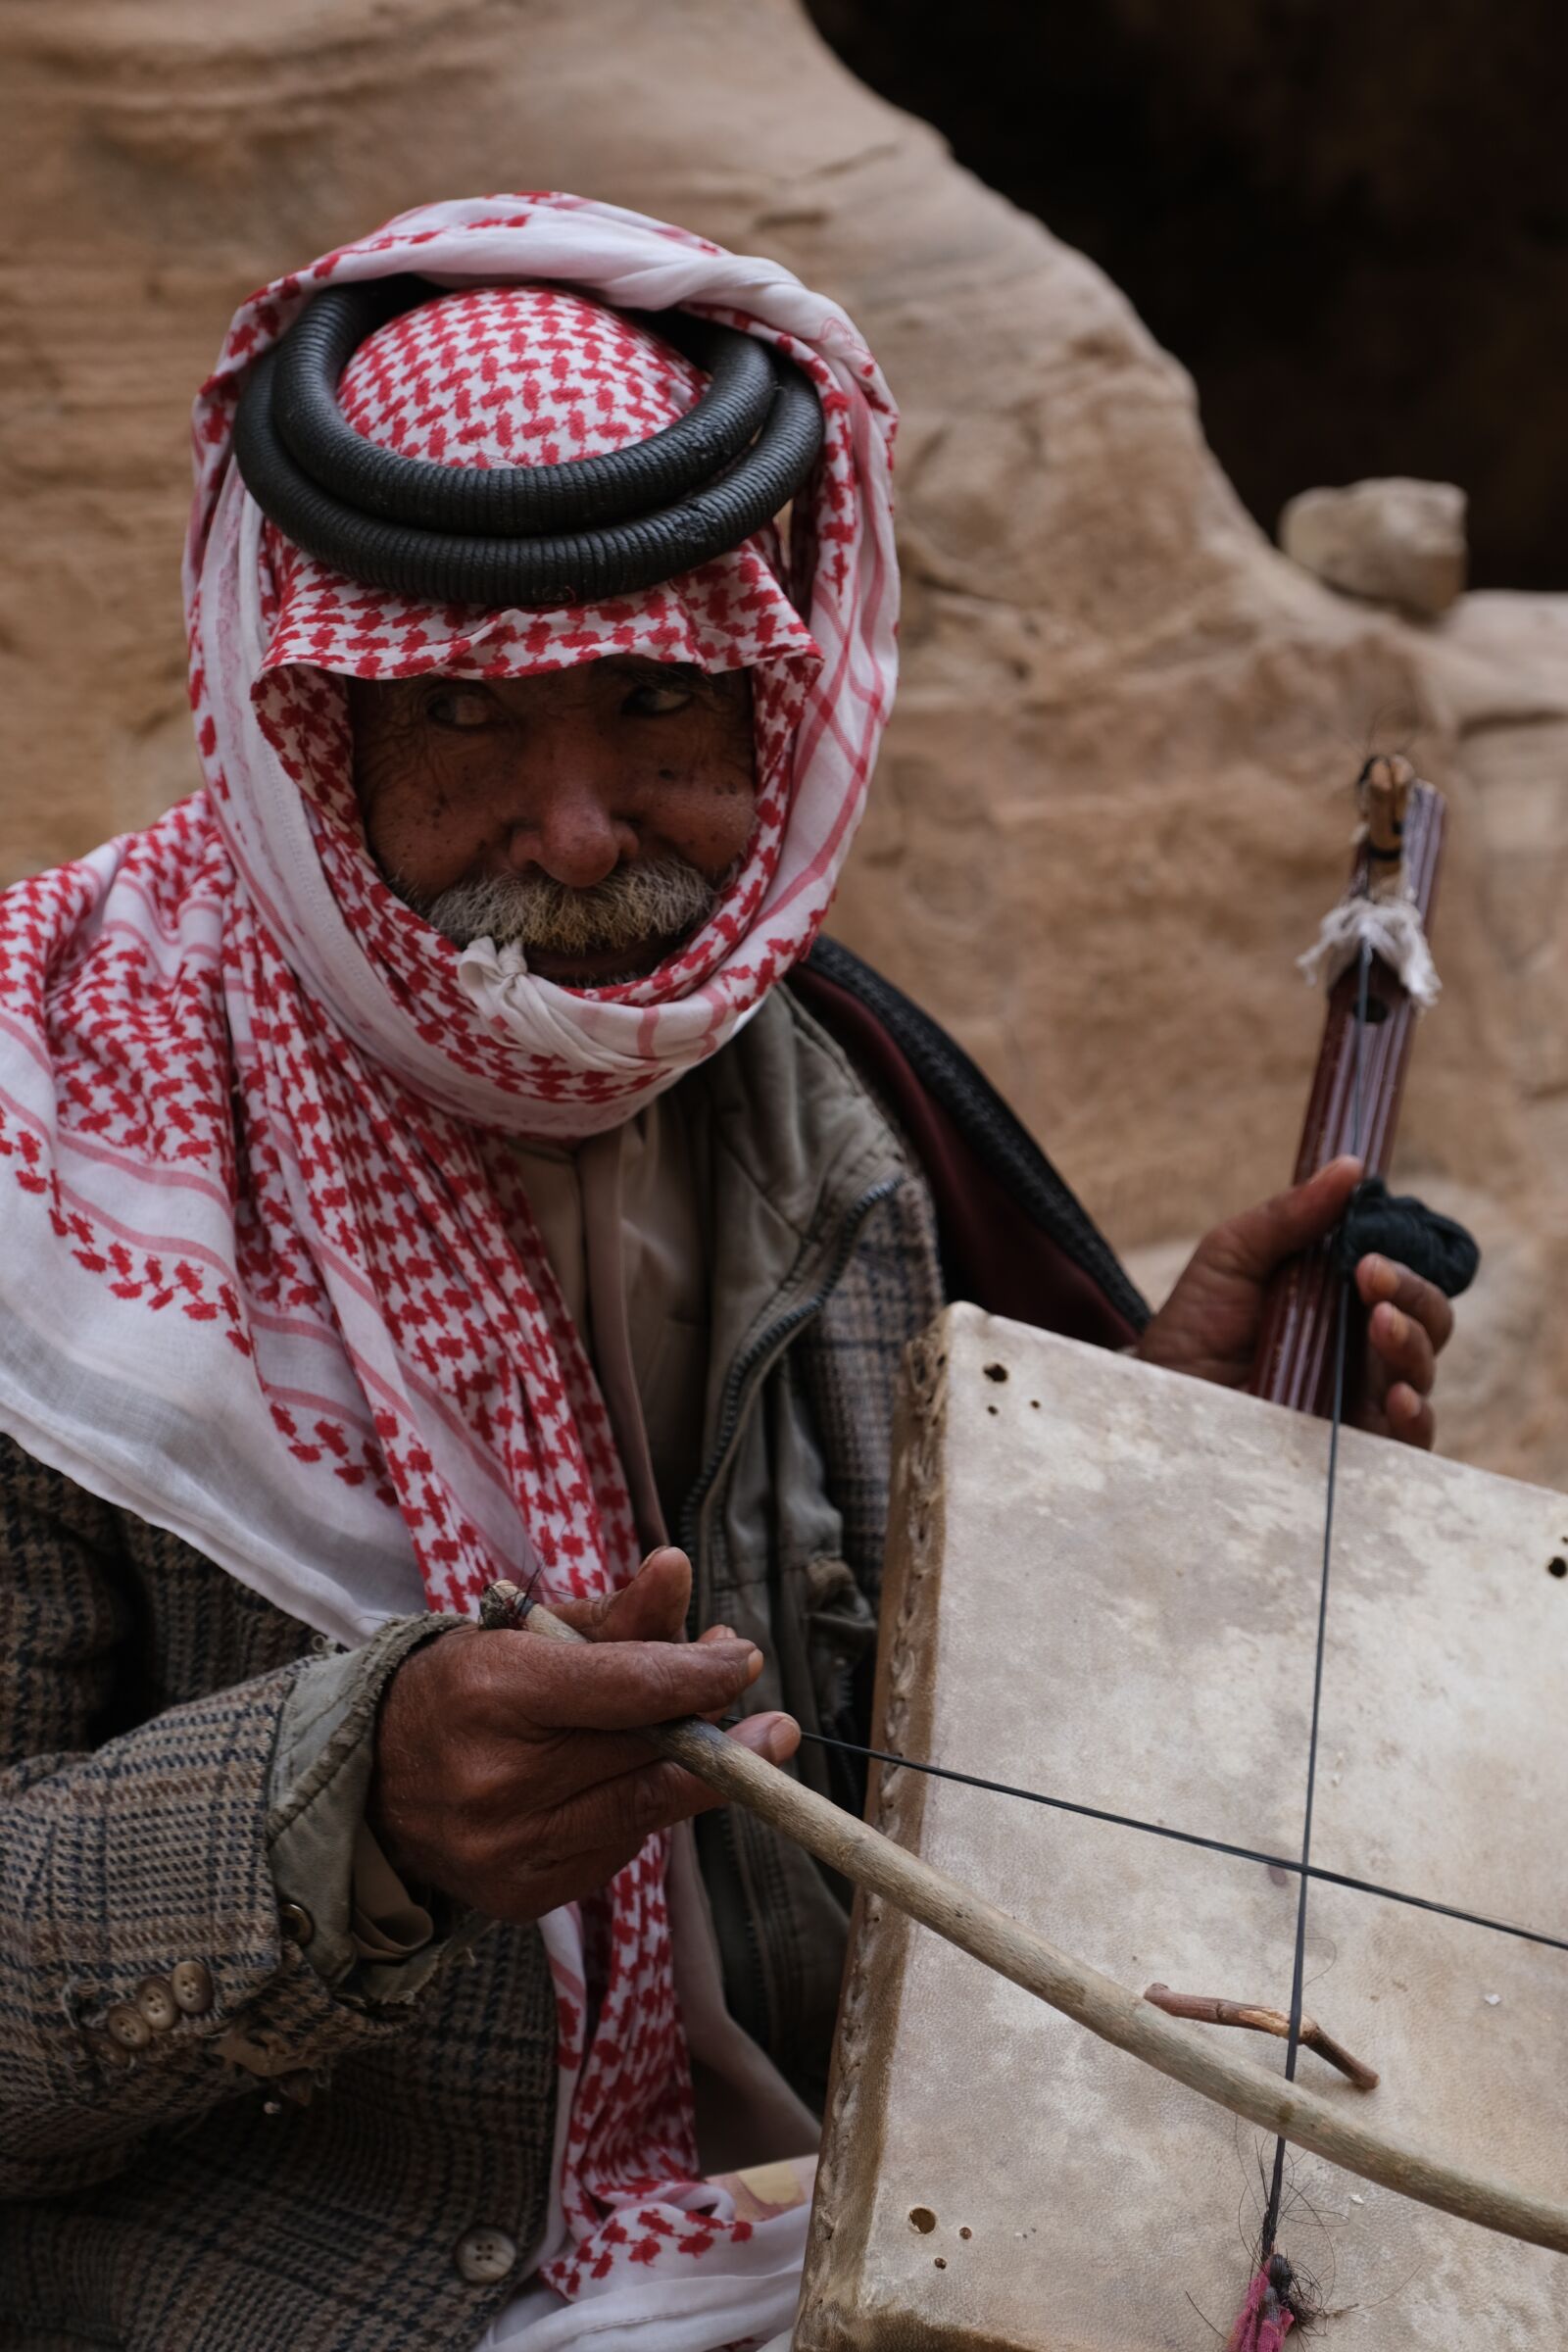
[244,287,821,1129]
[0,192,899,2327]
[189,209,899,1148]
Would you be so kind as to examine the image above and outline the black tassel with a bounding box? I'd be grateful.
[1339,1176,1480,1298]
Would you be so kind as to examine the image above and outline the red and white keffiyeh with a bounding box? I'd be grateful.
[0,193,897,2335]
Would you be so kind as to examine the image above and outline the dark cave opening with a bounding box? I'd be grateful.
[807,0,1568,590]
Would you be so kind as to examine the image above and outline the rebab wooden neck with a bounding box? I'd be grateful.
[1249,761,1446,1418]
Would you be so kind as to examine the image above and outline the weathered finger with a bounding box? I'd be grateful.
[1385,1382,1436,1450]
[541,1721,795,1852]
[530,1707,797,1796]
[506,1721,708,1799]
[1367,1298,1438,1396]
[494,1759,809,1921]
[1354,1254,1455,1352]
[510,1629,762,1733]
[542,1547,694,1647]
[481,1837,652,1925]
[533,1592,614,1639]
[696,1621,744,1715]
[728,1710,801,1763]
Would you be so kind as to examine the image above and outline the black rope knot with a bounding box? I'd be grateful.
[1338,1175,1480,1298]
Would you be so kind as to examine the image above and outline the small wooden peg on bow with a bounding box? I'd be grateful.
[1143,1982,1380,2091]
[466,1585,1568,2259]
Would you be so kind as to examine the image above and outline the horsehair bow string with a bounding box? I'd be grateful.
[794,1732,1568,1956]
[479,756,1568,2282]
[487,1584,1568,2262]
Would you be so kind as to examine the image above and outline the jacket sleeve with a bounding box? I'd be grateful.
[266,1628,476,2006]
[0,1436,458,2198]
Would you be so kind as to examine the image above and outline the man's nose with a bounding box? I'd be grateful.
[502,761,636,890]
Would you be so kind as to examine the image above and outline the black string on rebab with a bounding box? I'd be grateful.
[1248,763,1446,2301]
[1260,935,1371,2261]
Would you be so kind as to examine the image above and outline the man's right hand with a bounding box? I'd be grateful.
[368,1545,798,1924]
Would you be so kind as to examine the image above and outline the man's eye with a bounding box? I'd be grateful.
[425,688,495,730]
[623,681,694,717]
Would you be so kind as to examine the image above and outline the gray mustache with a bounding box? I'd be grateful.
[405,857,718,956]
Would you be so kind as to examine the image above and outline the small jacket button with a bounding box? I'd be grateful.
[454,2227,517,2284]
[170,1960,214,2016]
[105,2002,153,2051]
[134,1978,178,2032]
[279,1902,315,1948]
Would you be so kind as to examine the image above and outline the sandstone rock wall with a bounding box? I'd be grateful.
[3,0,1562,1485]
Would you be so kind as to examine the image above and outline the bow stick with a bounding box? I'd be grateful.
[480,1584,1568,2256]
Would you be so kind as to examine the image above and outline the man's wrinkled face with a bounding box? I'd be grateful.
[349,657,756,987]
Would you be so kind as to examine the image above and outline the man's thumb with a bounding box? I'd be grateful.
[1216,1154,1363,1280]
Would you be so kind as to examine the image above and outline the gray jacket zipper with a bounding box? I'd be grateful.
[677,1171,903,2052]
[677,1172,904,1607]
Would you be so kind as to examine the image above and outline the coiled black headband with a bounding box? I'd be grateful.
[231,275,824,608]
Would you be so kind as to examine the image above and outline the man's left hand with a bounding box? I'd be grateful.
[1136,1154,1455,1449]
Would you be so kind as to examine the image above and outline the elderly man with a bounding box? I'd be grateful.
[0,197,1453,2352]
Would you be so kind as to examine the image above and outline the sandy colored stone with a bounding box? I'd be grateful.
[1280,476,1467,616]
[0,0,1562,1490]
[799,1304,1568,2349]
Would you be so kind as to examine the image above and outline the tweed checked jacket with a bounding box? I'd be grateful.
[0,989,955,2352]
[1,970,1142,2352]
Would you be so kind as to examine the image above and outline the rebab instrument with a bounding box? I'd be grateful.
[492,759,1567,2348]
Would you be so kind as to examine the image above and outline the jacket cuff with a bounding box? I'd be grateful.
[266,1613,463,2007]
[351,1817,435,1961]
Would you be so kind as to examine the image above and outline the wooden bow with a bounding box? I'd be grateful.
[495,1588,1568,2257]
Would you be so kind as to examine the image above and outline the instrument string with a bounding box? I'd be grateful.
[1260,932,1371,2256]
[793,1729,1568,1954]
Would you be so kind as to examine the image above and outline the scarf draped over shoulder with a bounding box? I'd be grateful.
[0,191,898,2323]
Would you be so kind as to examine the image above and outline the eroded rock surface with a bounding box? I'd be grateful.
[2,0,1561,1484]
